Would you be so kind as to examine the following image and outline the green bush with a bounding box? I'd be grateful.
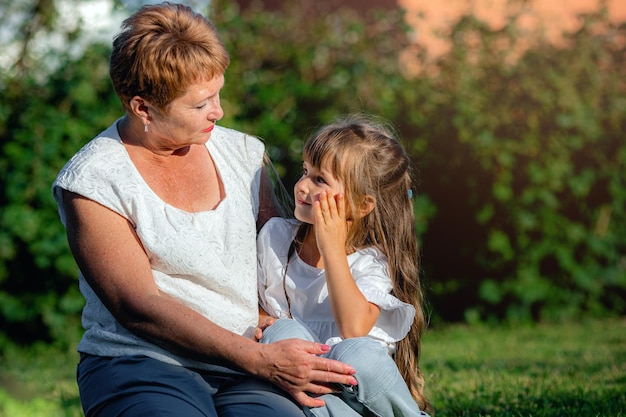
[413,10,626,323]
[212,1,417,185]
[0,43,122,346]
[0,0,624,347]
[214,1,626,324]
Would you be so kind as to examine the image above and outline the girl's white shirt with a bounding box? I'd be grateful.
[53,119,264,370]
[257,217,416,353]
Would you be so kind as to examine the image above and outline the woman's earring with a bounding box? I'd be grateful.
[144,123,149,133]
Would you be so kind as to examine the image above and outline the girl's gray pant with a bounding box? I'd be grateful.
[261,318,430,417]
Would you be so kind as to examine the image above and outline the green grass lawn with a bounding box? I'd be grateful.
[0,317,624,416]
[422,317,626,416]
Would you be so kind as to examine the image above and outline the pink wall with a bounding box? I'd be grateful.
[398,0,626,61]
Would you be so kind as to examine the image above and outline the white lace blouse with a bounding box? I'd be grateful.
[53,120,264,369]
[257,217,416,352]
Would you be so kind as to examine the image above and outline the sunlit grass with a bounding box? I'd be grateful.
[422,317,626,416]
[0,342,81,417]
[0,317,624,416]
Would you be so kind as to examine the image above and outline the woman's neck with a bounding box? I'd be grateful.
[118,116,191,158]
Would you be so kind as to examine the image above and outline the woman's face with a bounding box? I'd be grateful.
[149,75,225,151]
[293,159,345,224]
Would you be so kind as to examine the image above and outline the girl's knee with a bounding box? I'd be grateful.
[328,338,397,383]
[260,318,315,344]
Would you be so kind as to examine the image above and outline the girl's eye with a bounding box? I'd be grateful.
[315,176,327,184]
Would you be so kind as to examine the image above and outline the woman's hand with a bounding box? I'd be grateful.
[253,339,357,408]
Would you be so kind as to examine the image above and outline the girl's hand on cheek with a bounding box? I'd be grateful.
[314,190,347,256]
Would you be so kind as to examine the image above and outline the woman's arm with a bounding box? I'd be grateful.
[314,190,381,338]
[62,190,356,407]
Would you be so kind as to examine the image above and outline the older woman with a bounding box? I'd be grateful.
[52,3,356,416]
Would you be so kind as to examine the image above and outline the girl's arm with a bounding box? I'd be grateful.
[314,190,380,338]
[62,190,356,407]
[254,305,276,341]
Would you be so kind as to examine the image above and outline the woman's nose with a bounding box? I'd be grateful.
[212,105,224,122]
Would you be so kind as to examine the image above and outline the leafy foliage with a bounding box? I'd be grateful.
[212,2,626,324]
[211,1,417,185]
[415,9,626,323]
[0,32,121,345]
[0,0,624,346]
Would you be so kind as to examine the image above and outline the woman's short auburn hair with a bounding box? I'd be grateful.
[109,2,230,111]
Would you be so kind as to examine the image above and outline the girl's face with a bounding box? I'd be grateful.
[293,159,345,224]
[149,75,225,152]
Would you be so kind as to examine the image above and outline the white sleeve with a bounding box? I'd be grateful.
[351,248,416,342]
[256,218,295,318]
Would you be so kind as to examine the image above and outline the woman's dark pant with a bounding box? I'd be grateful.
[77,354,306,417]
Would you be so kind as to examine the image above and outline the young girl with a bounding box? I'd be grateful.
[256,114,432,417]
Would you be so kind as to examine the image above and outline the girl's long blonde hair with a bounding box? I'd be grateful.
[293,114,432,413]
